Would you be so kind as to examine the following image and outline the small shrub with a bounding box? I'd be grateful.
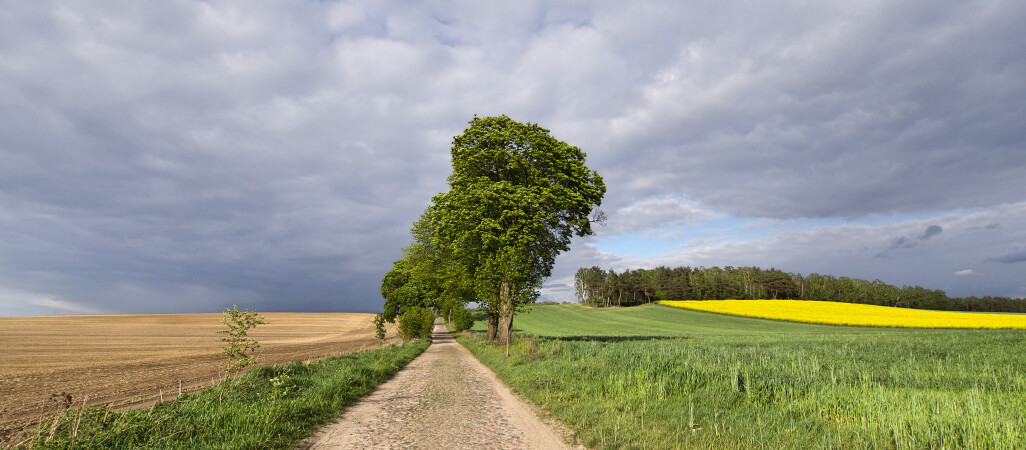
[217,305,267,378]
[398,307,434,341]
[373,313,386,341]
[450,305,475,332]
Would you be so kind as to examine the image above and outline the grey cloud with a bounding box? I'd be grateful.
[2,2,1025,315]
[889,237,916,250]
[919,225,943,240]
[987,246,1026,264]
[879,224,944,254]
[593,1,1026,219]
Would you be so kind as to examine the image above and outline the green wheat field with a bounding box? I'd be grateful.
[457,303,1026,449]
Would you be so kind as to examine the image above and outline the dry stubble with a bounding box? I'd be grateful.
[0,312,396,436]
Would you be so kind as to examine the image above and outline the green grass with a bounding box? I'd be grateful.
[458,303,1026,449]
[23,340,430,449]
[497,302,853,336]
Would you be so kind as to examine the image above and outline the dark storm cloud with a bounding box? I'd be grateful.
[2,1,1024,315]
[0,1,458,314]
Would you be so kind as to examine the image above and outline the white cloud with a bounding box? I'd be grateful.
[955,269,976,276]
[30,297,102,315]
[603,196,717,235]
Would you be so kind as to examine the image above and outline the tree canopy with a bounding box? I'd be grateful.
[380,207,473,323]
[380,115,605,352]
[430,116,605,351]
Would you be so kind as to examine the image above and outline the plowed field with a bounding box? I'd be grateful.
[0,312,395,436]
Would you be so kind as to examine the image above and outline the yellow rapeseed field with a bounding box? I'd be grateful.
[660,300,1026,329]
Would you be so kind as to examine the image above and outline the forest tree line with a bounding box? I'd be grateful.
[574,266,1026,313]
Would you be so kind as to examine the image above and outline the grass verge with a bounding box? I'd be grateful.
[20,339,430,449]
[457,304,1026,449]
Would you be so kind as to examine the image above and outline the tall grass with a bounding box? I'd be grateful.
[22,340,429,449]
[458,304,1026,449]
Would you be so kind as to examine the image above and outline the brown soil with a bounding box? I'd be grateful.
[0,312,396,439]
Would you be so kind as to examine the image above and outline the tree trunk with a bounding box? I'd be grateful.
[501,312,514,357]
[498,279,514,356]
[486,311,499,342]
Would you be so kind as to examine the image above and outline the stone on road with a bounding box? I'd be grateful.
[299,319,579,449]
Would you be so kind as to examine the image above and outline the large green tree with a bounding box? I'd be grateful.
[380,207,474,324]
[430,115,605,353]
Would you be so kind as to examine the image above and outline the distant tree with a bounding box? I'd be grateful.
[572,264,1025,313]
[760,269,796,299]
[605,270,621,306]
[574,268,588,304]
[575,266,607,306]
[618,269,647,306]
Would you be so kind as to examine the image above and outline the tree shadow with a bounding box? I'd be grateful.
[526,335,688,343]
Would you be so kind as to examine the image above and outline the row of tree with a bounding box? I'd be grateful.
[574,266,1026,313]
[379,116,605,354]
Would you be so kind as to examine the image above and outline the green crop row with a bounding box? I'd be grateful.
[458,304,1026,449]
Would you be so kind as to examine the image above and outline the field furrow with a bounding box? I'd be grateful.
[0,312,395,437]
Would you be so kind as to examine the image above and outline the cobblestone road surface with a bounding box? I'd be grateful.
[299,319,580,449]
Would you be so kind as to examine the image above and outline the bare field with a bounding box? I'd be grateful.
[0,312,396,434]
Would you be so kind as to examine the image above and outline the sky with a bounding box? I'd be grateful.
[1,1,1024,317]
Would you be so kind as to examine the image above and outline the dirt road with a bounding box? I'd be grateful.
[300,319,580,449]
